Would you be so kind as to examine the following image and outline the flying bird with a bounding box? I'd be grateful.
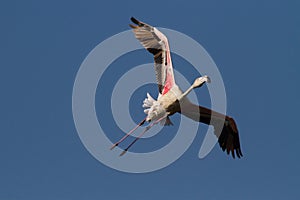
[111,17,243,158]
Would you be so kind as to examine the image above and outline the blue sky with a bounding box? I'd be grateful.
[1,0,300,199]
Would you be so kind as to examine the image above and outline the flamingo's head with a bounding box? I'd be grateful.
[192,75,211,88]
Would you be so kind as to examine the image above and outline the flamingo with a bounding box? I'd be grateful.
[111,17,243,158]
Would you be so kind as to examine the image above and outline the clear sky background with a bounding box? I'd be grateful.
[1,0,299,199]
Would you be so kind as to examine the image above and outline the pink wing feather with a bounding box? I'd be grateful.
[130,17,175,94]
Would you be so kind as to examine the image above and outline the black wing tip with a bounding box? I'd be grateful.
[129,17,141,28]
[218,118,243,159]
[219,142,243,159]
[130,17,139,25]
[233,148,243,159]
[130,17,146,27]
[237,148,243,158]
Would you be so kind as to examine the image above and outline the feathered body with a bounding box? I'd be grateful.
[111,17,243,159]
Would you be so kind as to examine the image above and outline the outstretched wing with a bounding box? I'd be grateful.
[180,100,243,158]
[130,17,175,95]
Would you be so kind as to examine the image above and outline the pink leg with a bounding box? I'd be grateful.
[110,117,146,150]
[120,116,166,156]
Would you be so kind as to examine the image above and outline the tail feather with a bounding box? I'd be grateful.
[160,116,173,126]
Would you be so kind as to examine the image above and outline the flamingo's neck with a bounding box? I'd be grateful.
[177,76,210,101]
[177,85,194,101]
